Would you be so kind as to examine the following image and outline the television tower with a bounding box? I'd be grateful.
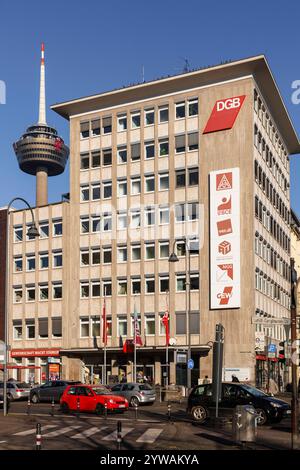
[13,44,69,207]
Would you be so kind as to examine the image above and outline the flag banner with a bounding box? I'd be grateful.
[133,303,143,346]
[123,339,134,353]
[161,306,170,346]
[102,298,107,346]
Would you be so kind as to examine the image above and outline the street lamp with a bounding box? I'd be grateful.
[3,198,39,416]
[169,237,192,390]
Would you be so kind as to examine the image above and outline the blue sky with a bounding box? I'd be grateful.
[0,0,300,213]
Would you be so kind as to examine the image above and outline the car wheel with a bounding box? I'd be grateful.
[61,402,69,414]
[95,404,105,415]
[130,396,139,407]
[31,393,39,404]
[255,408,268,425]
[191,405,208,423]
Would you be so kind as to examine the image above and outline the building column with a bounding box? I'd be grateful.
[154,358,161,385]
[36,167,48,206]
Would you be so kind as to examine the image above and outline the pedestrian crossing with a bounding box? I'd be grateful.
[12,423,165,445]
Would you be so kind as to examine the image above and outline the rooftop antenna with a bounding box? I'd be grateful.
[183,58,190,73]
[38,43,46,125]
[142,65,145,83]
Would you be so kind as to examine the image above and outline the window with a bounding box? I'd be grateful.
[159,173,169,190]
[53,221,63,236]
[92,216,101,233]
[39,284,49,301]
[188,202,199,220]
[132,278,141,294]
[188,98,198,116]
[176,313,186,335]
[145,244,155,259]
[81,251,89,266]
[81,282,90,298]
[91,150,100,168]
[92,183,101,200]
[14,227,23,242]
[91,119,100,136]
[38,318,48,339]
[81,217,90,234]
[103,181,112,199]
[118,246,127,262]
[189,168,199,186]
[145,207,155,226]
[52,317,62,338]
[80,121,89,139]
[39,224,49,238]
[131,210,141,228]
[14,257,23,273]
[117,316,127,336]
[26,286,36,302]
[159,241,169,258]
[118,179,127,197]
[92,249,100,265]
[188,132,199,151]
[145,175,155,192]
[53,284,62,299]
[175,134,186,153]
[131,177,141,195]
[159,106,169,123]
[117,114,127,132]
[118,212,127,230]
[80,152,89,170]
[14,288,23,303]
[131,245,141,261]
[103,280,112,296]
[26,256,35,271]
[103,149,112,166]
[80,317,89,337]
[53,252,63,268]
[118,146,127,164]
[175,102,185,119]
[145,108,155,126]
[160,207,169,224]
[159,139,169,157]
[176,169,186,188]
[102,116,112,134]
[103,248,112,264]
[91,316,100,337]
[190,274,199,290]
[118,279,127,295]
[13,320,22,340]
[81,185,89,201]
[175,204,185,222]
[176,240,186,256]
[103,213,112,232]
[131,143,141,161]
[92,281,101,297]
[145,278,155,293]
[145,141,155,159]
[131,112,141,129]
[26,319,35,339]
[145,315,155,335]
[176,275,186,292]
[160,276,169,293]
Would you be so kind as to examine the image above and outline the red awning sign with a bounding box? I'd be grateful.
[11,348,60,358]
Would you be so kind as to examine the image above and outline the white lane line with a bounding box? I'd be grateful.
[71,426,107,439]
[0,441,7,443]
[103,427,134,441]
[136,428,163,443]
[43,425,81,438]
[14,425,57,436]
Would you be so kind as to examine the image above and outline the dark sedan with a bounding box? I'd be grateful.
[187,382,291,425]
[30,380,81,403]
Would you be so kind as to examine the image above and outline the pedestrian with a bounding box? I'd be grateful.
[232,374,240,383]
[203,375,209,384]
[268,377,279,395]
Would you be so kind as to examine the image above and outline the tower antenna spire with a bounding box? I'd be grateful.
[38,42,47,125]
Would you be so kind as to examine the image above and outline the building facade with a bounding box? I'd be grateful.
[7,55,300,387]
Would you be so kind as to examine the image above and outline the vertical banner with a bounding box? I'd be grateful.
[210,167,240,309]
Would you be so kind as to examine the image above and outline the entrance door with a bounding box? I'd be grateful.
[176,364,187,386]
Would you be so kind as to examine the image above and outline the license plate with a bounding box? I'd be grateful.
[119,404,125,408]
[286,410,291,414]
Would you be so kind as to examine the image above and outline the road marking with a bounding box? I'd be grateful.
[136,428,163,443]
[0,441,7,444]
[103,427,134,441]
[43,425,81,437]
[13,425,57,436]
[71,426,107,439]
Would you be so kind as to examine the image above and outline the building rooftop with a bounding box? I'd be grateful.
[51,55,300,155]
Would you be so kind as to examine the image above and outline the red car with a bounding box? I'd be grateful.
[60,384,129,415]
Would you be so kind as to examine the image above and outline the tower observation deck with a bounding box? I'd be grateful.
[13,44,69,207]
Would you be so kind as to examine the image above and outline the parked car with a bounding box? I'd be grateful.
[0,381,31,401]
[187,382,291,425]
[110,382,156,406]
[30,380,81,403]
[60,384,128,415]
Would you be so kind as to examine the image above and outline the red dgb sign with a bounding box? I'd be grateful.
[203,95,246,133]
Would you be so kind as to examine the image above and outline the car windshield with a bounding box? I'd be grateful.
[138,384,153,391]
[91,387,111,395]
[16,382,30,388]
[241,384,268,397]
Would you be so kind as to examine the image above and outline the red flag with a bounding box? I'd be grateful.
[133,304,143,346]
[123,339,134,353]
[54,137,63,150]
[161,306,170,346]
[102,298,107,346]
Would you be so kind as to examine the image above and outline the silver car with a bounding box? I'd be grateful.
[0,381,31,401]
[110,382,156,406]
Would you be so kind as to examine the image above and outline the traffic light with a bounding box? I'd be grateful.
[278,341,285,363]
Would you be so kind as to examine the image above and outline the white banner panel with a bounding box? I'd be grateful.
[210,167,240,309]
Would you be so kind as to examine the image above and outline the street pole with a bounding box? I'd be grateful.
[185,237,191,391]
[290,258,299,450]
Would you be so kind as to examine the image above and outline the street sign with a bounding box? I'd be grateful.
[252,317,290,326]
[187,359,194,370]
[268,343,277,358]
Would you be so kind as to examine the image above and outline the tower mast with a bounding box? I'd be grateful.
[38,43,47,125]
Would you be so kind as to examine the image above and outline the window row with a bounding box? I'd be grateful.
[80,99,199,138]
[255,269,290,308]
[13,284,63,303]
[13,317,62,340]
[79,133,199,169]
[254,233,291,282]
[254,160,290,224]
[14,220,63,243]
[255,196,291,254]
[14,251,63,273]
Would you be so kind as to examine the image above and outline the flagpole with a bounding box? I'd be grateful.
[166,292,169,387]
[134,296,137,383]
[103,297,106,385]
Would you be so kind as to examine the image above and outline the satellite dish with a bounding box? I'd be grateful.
[169,338,177,346]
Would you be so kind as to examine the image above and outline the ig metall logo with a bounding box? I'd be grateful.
[0,80,6,104]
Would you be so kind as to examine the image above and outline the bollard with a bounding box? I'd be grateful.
[36,423,42,450]
[51,397,55,416]
[27,397,31,415]
[167,401,171,422]
[117,420,122,450]
[134,402,138,421]
[104,402,108,420]
[76,398,80,419]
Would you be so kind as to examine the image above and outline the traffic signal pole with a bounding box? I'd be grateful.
[290,258,299,450]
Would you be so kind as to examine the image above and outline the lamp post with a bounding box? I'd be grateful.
[169,237,191,390]
[290,258,299,449]
[3,198,39,416]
